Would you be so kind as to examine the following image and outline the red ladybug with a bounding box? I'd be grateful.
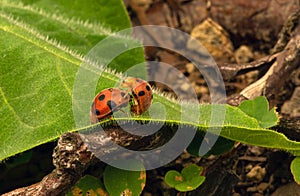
[90,88,130,124]
[120,77,153,115]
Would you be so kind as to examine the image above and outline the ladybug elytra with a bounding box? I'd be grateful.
[120,77,153,115]
[90,87,130,124]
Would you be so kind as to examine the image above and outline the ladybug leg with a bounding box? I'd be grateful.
[118,108,126,114]
[120,89,132,100]
[90,113,99,124]
[121,108,132,118]
[120,79,133,88]
[122,92,129,98]
[130,105,140,115]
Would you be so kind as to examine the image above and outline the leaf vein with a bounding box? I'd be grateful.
[0,12,82,65]
[0,87,34,129]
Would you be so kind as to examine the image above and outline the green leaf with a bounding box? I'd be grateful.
[2,0,300,164]
[21,0,130,31]
[66,175,108,196]
[181,164,203,177]
[93,102,300,156]
[165,170,183,187]
[103,163,146,196]
[175,176,205,192]
[187,131,234,157]
[165,164,205,192]
[4,151,32,169]
[291,157,300,185]
[1,0,143,71]
[238,96,278,128]
[0,0,144,161]
[2,0,130,54]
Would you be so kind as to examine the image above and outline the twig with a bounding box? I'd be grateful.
[240,27,300,100]
[3,123,174,195]
[4,6,300,196]
[227,10,300,106]
[271,9,300,54]
[3,133,93,196]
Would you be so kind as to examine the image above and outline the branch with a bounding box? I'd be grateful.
[3,123,173,195]
[227,9,300,106]
[4,6,300,196]
[3,133,93,196]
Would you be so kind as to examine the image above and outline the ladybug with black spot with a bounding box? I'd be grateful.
[120,77,153,115]
[90,87,130,124]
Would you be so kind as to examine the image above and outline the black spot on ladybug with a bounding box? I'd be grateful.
[95,109,100,115]
[138,91,145,96]
[107,100,117,110]
[146,85,151,91]
[98,94,105,101]
[132,90,137,97]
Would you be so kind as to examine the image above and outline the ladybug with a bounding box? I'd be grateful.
[120,77,153,115]
[90,87,130,124]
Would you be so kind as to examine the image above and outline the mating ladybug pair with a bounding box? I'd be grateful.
[90,77,153,124]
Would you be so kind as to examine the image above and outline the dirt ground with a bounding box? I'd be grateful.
[124,0,300,195]
[1,1,300,195]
